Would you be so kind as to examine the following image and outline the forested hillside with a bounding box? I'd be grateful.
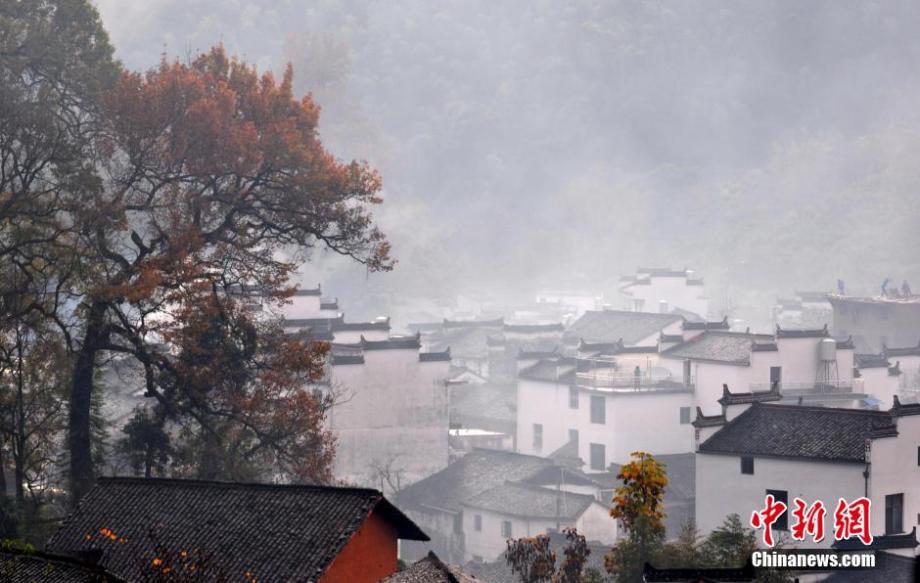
[96,0,920,314]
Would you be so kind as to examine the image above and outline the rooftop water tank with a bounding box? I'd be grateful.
[818,338,837,361]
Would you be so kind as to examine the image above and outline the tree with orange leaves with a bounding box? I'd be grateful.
[58,45,392,501]
[605,451,668,583]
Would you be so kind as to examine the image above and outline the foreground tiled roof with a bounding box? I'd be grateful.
[461,481,598,520]
[663,332,771,365]
[699,403,891,463]
[382,551,480,583]
[47,477,427,582]
[567,310,682,344]
[0,550,125,582]
[396,449,552,514]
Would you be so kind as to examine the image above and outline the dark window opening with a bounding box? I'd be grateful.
[885,493,904,534]
[590,443,606,471]
[680,407,691,425]
[741,456,754,475]
[590,395,606,424]
[766,489,788,530]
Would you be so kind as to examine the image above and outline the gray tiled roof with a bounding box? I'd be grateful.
[717,383,782,406]
[518,358,577,384]
[663,332,772,365]
[395,449,553,514]
[47,478,427,582]
[855,353,890,368]
[682,317,730,331]
[0,551,125,582]
[461,482,598,520]
[775,324,830,338]
[885,341,920,357]
[382,551,481,583]
[699,403,892,463]
[566,310,682,344]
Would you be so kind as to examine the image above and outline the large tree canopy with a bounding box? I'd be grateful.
[2,0,392,504]
[61,46,391,500]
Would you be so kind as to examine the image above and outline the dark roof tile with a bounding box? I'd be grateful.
[663,332,771,365]
[0,550,125,582]
[396,449,552,514]
[47,477,426,582]
[460,482,597,520]
[567,310,682,344]
[717,383,782,407]
[682,317,730,331]
[699,403,891,463]
[775,324,830,338]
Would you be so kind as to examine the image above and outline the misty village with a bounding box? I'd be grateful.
[1,1,920,583]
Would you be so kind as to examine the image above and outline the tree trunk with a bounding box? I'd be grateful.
[14,327,24,503]
[68,301,107,504]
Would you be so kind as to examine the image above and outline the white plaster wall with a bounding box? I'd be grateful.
[896,355,920,394]
[775,337,822,385]
[281,294,322,319]
[869,415,920,536]
[331,329,390,344]
[693,363,752,416]
[696,453,866,548]
[575,502,620,544]
[607,391,694,461]
[517,379,694,465]
[462,507,558,562]
[516,378,579,457]
[327,352,449,491]
[859,368,900,409]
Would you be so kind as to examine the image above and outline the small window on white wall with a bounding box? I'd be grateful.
[474,514,482,531]
[533,423,543,450]
[502,520,512,538]
[569,386,579,409]
[679,407,691,424]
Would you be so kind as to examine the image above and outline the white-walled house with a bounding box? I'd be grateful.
[855,353,903,410]
[618,267,708,318]
[324,334,450,493]
[694,403,892,548]
[661,326,858,416]
[867,397,920,539]
[516,356,695,468]
[885,342,920,401]
[460,481,618,562]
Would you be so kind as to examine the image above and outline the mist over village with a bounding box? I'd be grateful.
[1,1,919,582]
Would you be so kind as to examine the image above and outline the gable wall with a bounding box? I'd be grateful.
[321,510,398,583]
